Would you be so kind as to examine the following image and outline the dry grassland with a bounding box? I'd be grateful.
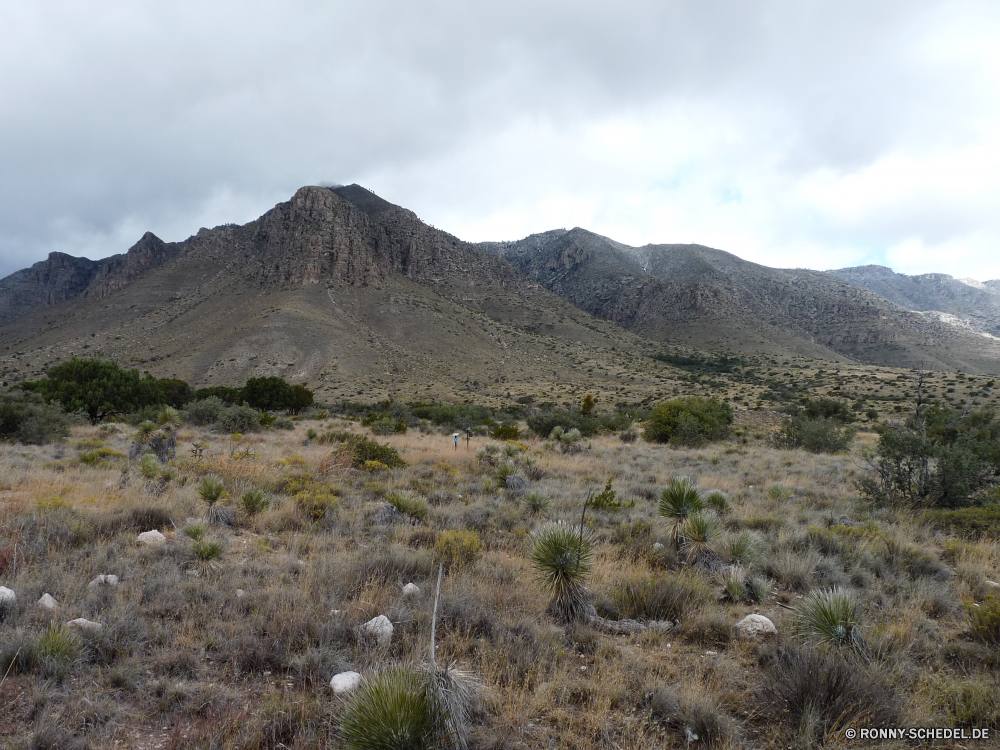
[1,419,998,749]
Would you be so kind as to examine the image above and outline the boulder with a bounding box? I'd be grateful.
[371,503,401,525]
[235,589,247,599]
[137,530,167,546]
[37,593,58,611]
[67,618,103,633]
[985,580,999,589]
[330,671,363,694]
[89,574,120,588]
[505,474,528,496]
[362,615,394,646]
[402,582,420,597]
[0,586,16,617]
[734,614,777,639]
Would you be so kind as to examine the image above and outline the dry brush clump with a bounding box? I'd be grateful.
[0,417,997,748]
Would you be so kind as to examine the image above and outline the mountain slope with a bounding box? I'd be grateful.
[827,265,1000,338]
[482,229,1000,374]
[0,186,666,403]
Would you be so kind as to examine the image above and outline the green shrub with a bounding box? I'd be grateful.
[658,477,704,542]
[434,529,483,570]
[531,521,594,623]
[183,521,208,541]
[192,538,225,561]
[720,530,763,565]
[643,396,732,446]
[0,391,73,444]
[590,479,632,511]
[490,423,520,440]
[197,476,234,526]
[523,491,550,514]
[216,404,262,434]
[967,596,1000,645]
[343,435,406,469]
[678,512,723,564]
[386,490,429,521]
[923,504,1000,537]
[773,415,856,453]
[183,397,225,426]
[608,572,710,621]
[526,409,601,438]
[31,624,81,675]
[138,454,160,479]
[703,490,729,514]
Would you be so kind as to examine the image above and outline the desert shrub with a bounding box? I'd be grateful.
[342,435,406,469]
[527,409,601,438]
[0,391,73,444]
[340,665,444,750]
[183,521,208,541]
[156,377,193,408]
[703,489,729,514]
[489,423,520,440]
[531,521,594,623]
[273,416,294,430]
[643,396,732,446]
[30,624,82,676]
[935,675,1000,726]
[138,453,160,479]
[923,504,1000,537]
[386,490,429,521]
[647,685,738,749]
[720,530,763,565]
[434,529,483,570]
[773,416,856,453]
[608,572,710,621]
[619,428,638,443]
[761,645,901,743]
[183,396,225,426]
[216,404,262,433]
[967,596,1000,645]
[589,479,632,511]
[197,475,234,526]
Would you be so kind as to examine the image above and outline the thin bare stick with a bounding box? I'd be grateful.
[430,562,443,670]
[577,490,593,569]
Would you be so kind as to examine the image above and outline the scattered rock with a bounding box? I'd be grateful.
[734,613,777,639]
[402,582,420,597]
[704,650,719,656]
[330,671,363,694]
[67,618,103,633]
[235,589,247,599]
[361,615,394,646]
[137,530,167,546]
[837,515,851,526]
[0,586,16,617]
[371,503,401,525]
[88,574,120,588]
[652,542,664,551]
[37,593,58,611]
[985,580,1000,589]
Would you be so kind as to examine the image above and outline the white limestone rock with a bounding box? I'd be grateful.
[362,615,394,646]
[67,618,103,633]
[330,671,363,694]
[402,582,420,597]
[235,589,247,599]
[0,586,16,616]
[734,614,777,639]
[88,574,120,588]
[137,530,167,546]
[37,593,58,611]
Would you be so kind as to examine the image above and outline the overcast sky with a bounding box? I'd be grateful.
[2,1,999,281]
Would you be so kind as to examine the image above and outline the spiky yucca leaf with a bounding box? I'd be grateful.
[196,475,226,505]
[678,511,723,564]
[530,521,594,623]
[658,477,704,543]
[794,587,860,647]
[704,489,730,514]
[341,665,441,750]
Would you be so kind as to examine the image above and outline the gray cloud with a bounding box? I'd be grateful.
[1,1,997,279]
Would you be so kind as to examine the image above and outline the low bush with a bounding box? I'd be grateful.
[794,587,862,648]
[0,391,73,444]
[647,685,739,749]
[341,435,406,469]
[216,404,263,433]
[773,416,856,453]
[643,396,732,447]
[607,572,710,621]
[434,529,483,570]
[183,396,225,426]
[923,504,1000,537]
[967,596,1000,646]
[386,490,429,521]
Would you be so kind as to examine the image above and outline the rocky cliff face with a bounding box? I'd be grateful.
[827,265,1000,338]
[0,252,100,326]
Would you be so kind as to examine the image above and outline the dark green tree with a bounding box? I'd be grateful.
[581,393,595,415]
[193,385,240,404]
[157,378,194,408]
[239,376,294,410]
[22,358,163,423]
[289,384,314,413]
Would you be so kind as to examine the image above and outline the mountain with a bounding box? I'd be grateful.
[827,265,1000,339]
[481,228,1000,374]
[0,186,664,404]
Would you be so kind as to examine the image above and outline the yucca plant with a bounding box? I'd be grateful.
[531,521,595,623]
[156,406,182,427]
[197,475,233,526]
[134,420,156,443]
[192,538,225,562]
[678,511,723,565]
[658,477,705,545]
[523,491,550,515]
[183,521,207,541]
[341,665,442,749]
[494,461,518,486]
[241,487,270,517]
[721,529,763,566]
[704,489,730,514]
[386,490,429,522]
[794,587,862,648]
[138,453,160,479]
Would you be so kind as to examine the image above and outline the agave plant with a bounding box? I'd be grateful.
[794,587,862,648]
[658,477,705,545]
[531,521,595,623]
[677,511,723,565]
[197,475,233,526]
